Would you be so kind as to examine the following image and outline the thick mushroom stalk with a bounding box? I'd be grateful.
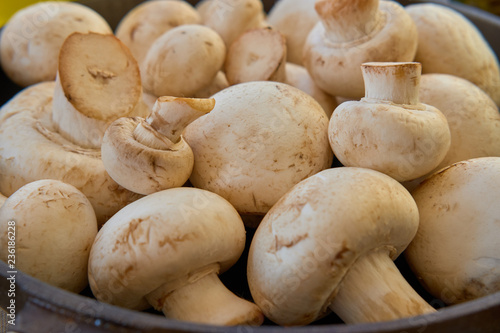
[329,62,451,182]
[315,0,382,43]
[102,97,214,195]
[329,250,435,323]
[52,32,146,149]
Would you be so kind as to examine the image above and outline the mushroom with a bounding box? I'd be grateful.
[224,27,336,116]
[141,24,226,98]
[247,167,436,325]
[303,0,418,99]
[88,187,263,326]
[183,81,333,217]
[267,0,319,65]
[0,1,112,87]
[0,179,97,293]
[329,62,451,182]
[405,157,500,305]
[115,0,200,65]
[101,96,215,195]
[202,0,268,47]
[0,32,146,224]
[406,3,500,106]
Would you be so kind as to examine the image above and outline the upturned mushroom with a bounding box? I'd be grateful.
[0,1,112,87]
[224,27,336,116]
[202,0,268,47]
[406,3,500,106]
[267,0,319,65]
[115,0,200,65]
[406,157,500,304]
[0,179,97,293]
[248,167,436,325]
[101,96,215,195]
[0,32,146,224]
[329,62,451,182]
[88,187,263,326]
[303,0,418,99]
[184,81,333,217]
[141,24,226,98]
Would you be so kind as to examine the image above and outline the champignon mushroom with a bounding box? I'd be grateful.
[224,27,336,116]
[329,62,451,182]
[0,32,145,224]
[248,167,436,325]
[202,0,268,47]
[0,179,97,293]
[141,24,226,98]
[101,96,215,195]
[406,3,500,106]
[0,1,112,87]
[184,81,333,218]
[406,157,500,304]
[88,187,263,326]
[267,0,319,65]
[115,0,200,65]
[303,0,418,99]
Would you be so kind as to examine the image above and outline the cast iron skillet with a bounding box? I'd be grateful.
[1,1,500,332]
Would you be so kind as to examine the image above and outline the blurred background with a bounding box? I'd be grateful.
[458,0,500,15]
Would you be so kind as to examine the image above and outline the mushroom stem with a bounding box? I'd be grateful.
[315,0,382,43]
[329,249,436,323]
[361,62,422,106]
[134,97,215,143]
[146,272,264,326]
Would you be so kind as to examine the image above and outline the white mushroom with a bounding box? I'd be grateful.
[329,62,451,182]
[0,179,97,293]
[115,0,201,65]
[88,187,263,326]
[224,27,336,116]
[267,0,319,65]
[0,1,112,87]
[141,24,226,98]
[202,0,268,47]
[303,0,418,99]
[406,157,500,304]
[248,167,435,325]
[184,81,333,217]
[406,3,500,106]
[53,32,146,149]
[101,96,215,195]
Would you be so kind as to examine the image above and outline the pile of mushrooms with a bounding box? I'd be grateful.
[0,0,500,329]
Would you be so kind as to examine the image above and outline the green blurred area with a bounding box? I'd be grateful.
[457,0,500,15]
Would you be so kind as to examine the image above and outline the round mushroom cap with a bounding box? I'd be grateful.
[0,82,141,224]
[0,179,97,293]
[406,157,500,304]
[247,167,419,325]
[115,0,200,65]
[88,187,246,310]
[184,81,333,215]
[0,1,112,87]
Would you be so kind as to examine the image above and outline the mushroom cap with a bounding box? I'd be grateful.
[141,24,226,97]
[406,4,500,106]
[267,0,319,65]
[184,81,333,215]
[0,82,141,224]
[406,157,500,304]
[88,187,246,310]
[115,0,200,65]
[419,74,500,171]
[0,1,112,87]
[303,1,417,99]
[0,179,97,293]
[247,167,419,325]
[101,117,194,195]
